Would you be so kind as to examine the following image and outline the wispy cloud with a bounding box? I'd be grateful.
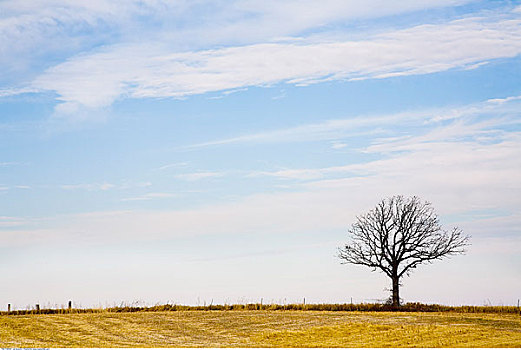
[23,9,521,115]
[187,95,521,148]
[0,1,190,79]
[0,0,472,61]
[0,185,32,191]
[186,113,411,148]
[0,161,25,167]
[0,88,40,97]
[247,96,521,184]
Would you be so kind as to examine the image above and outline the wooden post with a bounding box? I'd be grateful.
[68,300,72,309]
[303,297,306,305]
[36,304,40,312]
[7,304,11,312]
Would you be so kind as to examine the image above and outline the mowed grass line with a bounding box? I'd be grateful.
[0,310,520,347]
[255,321,521,347]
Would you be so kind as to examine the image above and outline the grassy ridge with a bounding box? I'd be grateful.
[1,310,520,347]
[2,302,520,316]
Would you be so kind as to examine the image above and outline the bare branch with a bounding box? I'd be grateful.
[338,195,470,307]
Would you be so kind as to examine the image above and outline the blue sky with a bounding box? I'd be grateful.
[1,0,521,309]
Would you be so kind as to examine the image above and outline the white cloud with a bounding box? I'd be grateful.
[189,95,521,148]
[252,130,520,186]
[0,1,188,53]
[26,11,521,114]
[188,111,419,148]
[237,0,471,24]
[0,88,40,97]
[303,135,521,219]
[0,0,472,56]
[178,0,473,48]
[0,161,24,167]
[0,0,473,88]
[248,96,521,222]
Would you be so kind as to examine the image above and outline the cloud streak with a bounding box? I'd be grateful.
[0,0,472,88]
[188,95,521,148]
[25,10,521,114]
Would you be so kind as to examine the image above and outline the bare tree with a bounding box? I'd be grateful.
[338,195,469,307]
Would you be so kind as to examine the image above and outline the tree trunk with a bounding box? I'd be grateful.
[391,274,400,308]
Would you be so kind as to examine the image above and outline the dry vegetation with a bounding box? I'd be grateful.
[1,307,520,347]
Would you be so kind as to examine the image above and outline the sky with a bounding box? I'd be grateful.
[1,0,521,309]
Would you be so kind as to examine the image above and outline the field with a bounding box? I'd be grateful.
[1,308,520,347]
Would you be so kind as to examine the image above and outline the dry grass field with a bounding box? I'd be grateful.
[1,309,520,347]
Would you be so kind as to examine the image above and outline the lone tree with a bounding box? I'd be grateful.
[338,195,469,307]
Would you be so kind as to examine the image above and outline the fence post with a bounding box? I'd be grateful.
[303,297,306,306]
[68,300,72,310]
[36,304,40,312]
[7,304,10,313]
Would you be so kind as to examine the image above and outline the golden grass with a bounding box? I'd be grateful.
[0,310,520,347]
[5,302,519,315]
